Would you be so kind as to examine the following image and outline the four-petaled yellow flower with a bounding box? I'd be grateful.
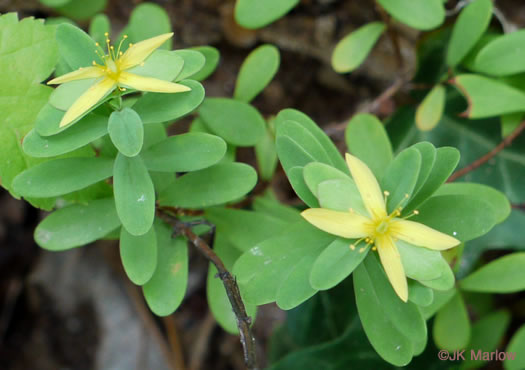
[302,153,460,302]
[48,32,191,128]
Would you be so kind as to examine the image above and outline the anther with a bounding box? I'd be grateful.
[413,210,419,215]
[104,32,109,36]
[372,246,377,251]
[349,244,356,251]
[92,61,96,65]
[359,247,366,253]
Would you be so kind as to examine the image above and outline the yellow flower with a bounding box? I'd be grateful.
[302,153,460,302]
[48,32,191,128]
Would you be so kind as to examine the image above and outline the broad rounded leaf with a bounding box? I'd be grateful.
[55,0,107,21]
[13,157,113,198]
[332,22,385,73]
[113,153,155,236]
[142,133,226,172]
[199,98,265,146]
[473,29,525,76]
[88,13,110,46]
[416,84,446,131]
[397,241,446,282]
[346,113,393,179]
[173,50,206,81]
[108,108,144,157]
[133,80,205,124]
[235,0,299,29]
[433,292,470,351]
[122,3,172,49]
[454,74,525,118]
[234,44,280,102]
[56,23,100,70]
[376,0,445,31]
[446,0,493,67]
[159,163,257,208]
[460,253,525,293]
[143,222,188,316]
[35,197,120,251]
[505,325,525,370]
[190,46,220,81]
[49,78,95,110]
[120,227,157,285]
[127,50,184,82]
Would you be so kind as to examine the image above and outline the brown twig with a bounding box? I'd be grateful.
[163,315,187,370]
[158,211,259,370]
[448,120,525,182]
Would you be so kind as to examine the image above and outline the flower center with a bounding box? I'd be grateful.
[93,33,130,85]
[374,219,390,235]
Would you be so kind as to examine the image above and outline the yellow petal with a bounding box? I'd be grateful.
[376,235,408,302]
[48,66,105,85]
[60,78,116,128]
[390,219,460,250]
[118,72,191,93]
[345,153,386,219]
[118,33,173,70]
[301,208,371,239]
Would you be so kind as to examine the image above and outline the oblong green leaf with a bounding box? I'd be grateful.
[255,121,278,181]
[143,222,188,316]
[446,0,493,67]
[108,108,144,157]
[173,50,206,81]
[113,153,155,236]
[454,74,525,118]
[133,80,205,124]
[234,44,280,102]
[35,197,120,251]
[433,292,470,351]
[377,0,445,30]
[416,84,446,131]
[310,238,369,290]
[397,241,445,281]
[49,78,95,110]
[120,226,157,285]
[88,13,110,46]
[127,50,184,82]
[158,163,257,208]
[199,98,266,146]
[142,133,226,172]
[13,157,113,198]
[408,281,434,307]
[505,325,525,370]
[332,22,385,73]
[190,46,220,81]
[235,0,299,29]
[346,113,393,179]
[460,253,525,293]
[473,29,525,76]
[122,2,172,49]
[55,23,100,70]
[23,113,108,157]
[302,161,351,196]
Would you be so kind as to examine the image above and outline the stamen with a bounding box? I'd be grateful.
[372,246,377,251]
[349,244,355,251]
[383,190,390,203]
[359,247,366,253]
[116,35,128,58]
[402,210,420,220]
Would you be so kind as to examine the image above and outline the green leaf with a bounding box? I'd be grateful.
[332,22,385,73]
[310,238,369,290]
[108,108,144,157]
[303,162,351,195]
[397,241,446,281]
[435,182,510,224]
[433,292,471,351]
[143,222,188,316]
[446,0,493,67]
[276,109,347,173]
[173,50,206,81]
[419,261,455,291]
[235,0,299,29]
[376,0,444,31]
[24,113,107,158]
[419,288,456,320]
[234,44,280,102]
[252,195,302,224]
[416,85,446,131]
[127,50,184,82]
[505,325,525,370]
[56,23,100,70]
[189,46,220,81]
[133,80,205,124]
[317,179,367,216]
[346,113,393,179]
[408,281,434,307]
[113,153,155,236]
[41,0,70,6]
[120,227,157,286]
[460,253,525,293]
[410,142,437,196]
[380,147,421,214]
[159,163,257,208]
[353,255,416,366]
[255,120,278,180]
[461,310,510,369]
[35,197,120,251]
[122,3,171,49]
[142,133,226,172]
[454,74,525,118]
[55,0,107,20]
[405,147,460,212]
[13,157,112,198]
[205,207,288,252]
[0,17,58,200]
[207,233,256,334]
[412,194,497,242]
[472,30,525,76]
[88,13,110,46]
[287,166,319,208]
[199,98,266,146]
[49,78,95,111]
[233,220,334,306]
